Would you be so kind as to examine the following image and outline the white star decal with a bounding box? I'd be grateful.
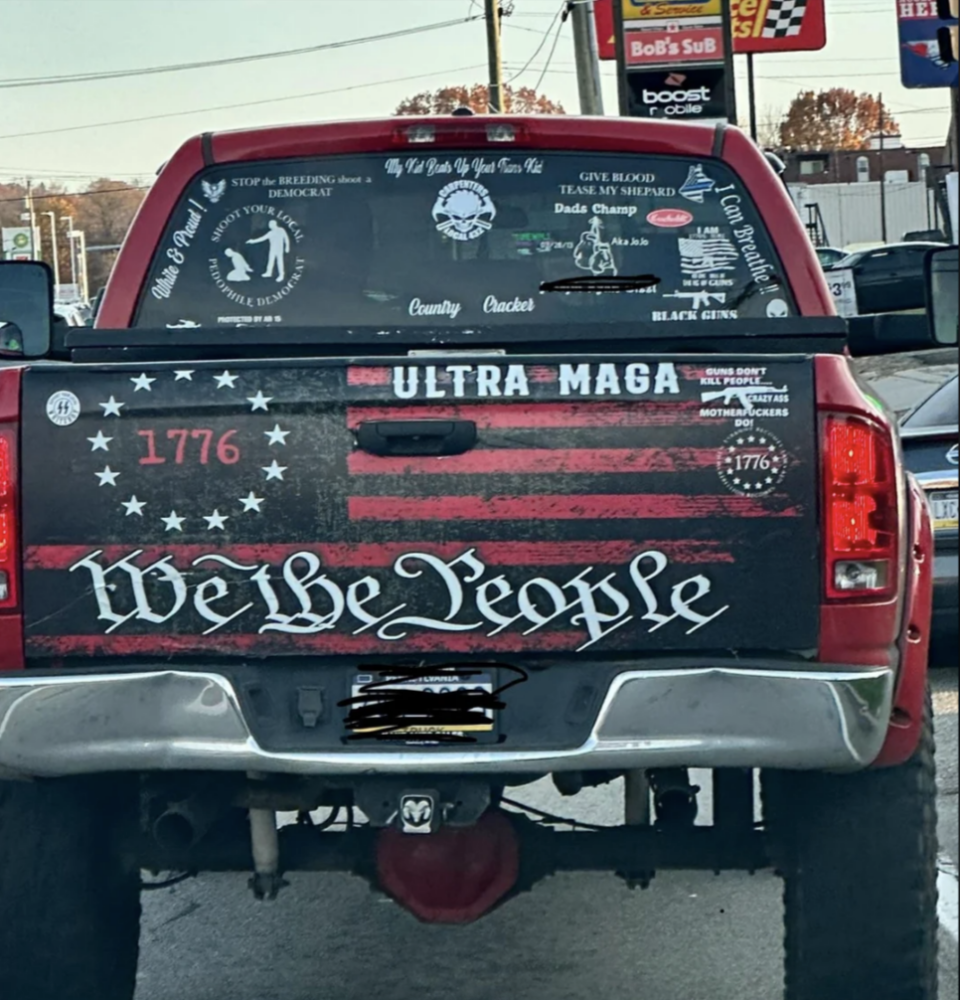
[130,373,156,392]
[121,495,146,517]
[99,396,125,417]
[262,460,287,482]
[203,510,229,531]
[87,430,113,452]
[247,391,273,412]
[161,511,186,532]
[95,466,120,487]
[239,492,264,513]
[766,477,774,484]
[214,370,239,389]
[747,435,756,443]
[264,424,290,446]
[174,370,195,381]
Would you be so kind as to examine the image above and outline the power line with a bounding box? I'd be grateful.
[534,7,569,92]
[0,186,152,205]
[0,16,482,90]
[0,64,488,142]
[0,166,150,179]
[505,1,566,84]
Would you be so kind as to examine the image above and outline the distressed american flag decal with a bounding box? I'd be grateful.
[19,360,821,657]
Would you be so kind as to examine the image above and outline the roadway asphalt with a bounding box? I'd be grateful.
[134,666,959,1000]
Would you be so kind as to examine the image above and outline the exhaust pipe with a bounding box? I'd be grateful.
[152,792,223,853]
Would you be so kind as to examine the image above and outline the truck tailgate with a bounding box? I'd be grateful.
[21,356,819,658]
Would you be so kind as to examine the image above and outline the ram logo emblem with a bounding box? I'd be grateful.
[400,795,436,834]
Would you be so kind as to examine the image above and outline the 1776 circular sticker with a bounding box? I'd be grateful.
[208,205,306,308]
[717,428,788,497]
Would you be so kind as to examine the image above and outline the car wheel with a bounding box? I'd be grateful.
[0,776,141,1000]
[763,691,938,1000]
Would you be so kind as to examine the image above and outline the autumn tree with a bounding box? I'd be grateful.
[395,83,565,116]
[778,89,901,151]
[71,179,148,292]
[0,177,147,295]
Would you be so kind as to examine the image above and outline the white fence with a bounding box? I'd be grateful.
[788,181,944,249]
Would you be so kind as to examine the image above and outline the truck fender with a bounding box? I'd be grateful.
[873,473,934,768]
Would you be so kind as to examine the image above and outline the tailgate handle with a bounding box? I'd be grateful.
[356,419,477,457]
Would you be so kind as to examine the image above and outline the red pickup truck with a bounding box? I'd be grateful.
[0,114,949,1000]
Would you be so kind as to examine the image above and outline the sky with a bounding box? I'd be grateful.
[0,0,954,189]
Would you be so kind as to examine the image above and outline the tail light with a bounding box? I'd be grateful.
[822,413,899,601]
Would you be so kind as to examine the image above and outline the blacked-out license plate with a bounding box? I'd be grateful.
[346,671,498,744]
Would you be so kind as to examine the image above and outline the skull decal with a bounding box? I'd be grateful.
[432,180,497,241]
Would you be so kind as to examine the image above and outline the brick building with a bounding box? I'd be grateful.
[779,136,951,186]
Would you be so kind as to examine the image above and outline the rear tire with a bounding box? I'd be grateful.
[0,777,141,1000]
[764,694,939,1000]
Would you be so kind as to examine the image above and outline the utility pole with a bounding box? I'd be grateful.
[42,211,61,288]
[571,0,605,115]
[75,230,90,302]
[878,93,888,244]
[485,0,504,113]
[61,215,77,287]
[24,179,38,260]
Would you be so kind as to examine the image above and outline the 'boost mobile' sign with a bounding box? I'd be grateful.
[624,66,728,120]
[615,0,736,122]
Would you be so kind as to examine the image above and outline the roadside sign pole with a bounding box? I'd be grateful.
[746,52,758,142]
[613,0,629,116]
[721,0,738,126]
[879,93,889,244]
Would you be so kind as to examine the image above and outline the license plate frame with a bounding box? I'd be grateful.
[346,670,498,745]
[930,490,959,533]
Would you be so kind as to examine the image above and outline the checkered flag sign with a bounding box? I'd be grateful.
[761,0,808,38]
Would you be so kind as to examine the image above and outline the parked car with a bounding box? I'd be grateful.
[901,374,959,662]
[903,229,947,243]
[826,241,948,315]
[0,115,947,1000]
[814,245,847,268]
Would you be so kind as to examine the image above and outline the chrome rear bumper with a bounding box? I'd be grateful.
[0,665,895,780]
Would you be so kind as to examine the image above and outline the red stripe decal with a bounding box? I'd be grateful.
[348,447,718,476]
[349,494,802,521]
[347,401,711,430]
[347,367,391,386]
[26,630,585,657]
[24,539,733,572]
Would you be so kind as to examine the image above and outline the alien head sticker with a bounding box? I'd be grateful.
[433,180,497,241]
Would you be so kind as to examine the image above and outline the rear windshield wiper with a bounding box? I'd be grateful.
[539,274,661,293]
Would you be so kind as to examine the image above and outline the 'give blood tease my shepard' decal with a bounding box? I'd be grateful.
[21,358,820,656]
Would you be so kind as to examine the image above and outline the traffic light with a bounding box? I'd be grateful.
[937,0,959,64]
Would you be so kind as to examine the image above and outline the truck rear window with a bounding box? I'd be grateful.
[135,151,794,330]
